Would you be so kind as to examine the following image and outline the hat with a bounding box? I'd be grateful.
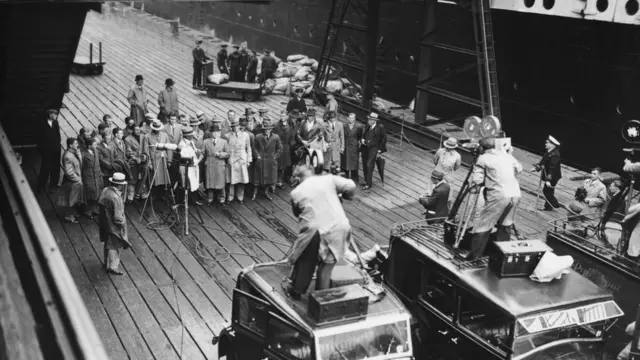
[135,74,143,82]
[210,124,222,133]
[547,135,560,146]
[145,113,155,120]
[294,87,304,93]
[245,108,255,114]
[229,117,240,127]
[190,117,202,127]
[307,108,316,116]
[289,109,300,116]
[196,39,203,44]
[182,126,194,137]
[239,117,249,126]
[150,120,164,131]
[109,172,127,185]
[232,45,239,49]
[165,78,174,86]
[262,118,274,130]
[367,112,379,121]
[220,44,228,48]
[258,108,268,114]
[46,109,59,115]
[431,170,445,181]
[327,111,337,120]
[443,137,458,149]
[263,48,271,53]
[196,110,205,119]
[348,113,356,120]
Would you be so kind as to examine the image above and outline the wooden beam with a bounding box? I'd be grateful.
[414,0,437,125]
[361,0,380,110]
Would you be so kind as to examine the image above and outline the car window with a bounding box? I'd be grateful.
[420,269,456,319]
[233,289,269,337]
[266,314,313,360]
[457,287,513,352]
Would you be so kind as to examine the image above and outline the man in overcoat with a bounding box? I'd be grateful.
[98,172,132,276]
[419,170,450,220]
[246,50,258,83]
[82,136,104,219]
[57,137,84,223]
[273,111,296,187]
[228,45,241,81]
[361,112,387,190]
[294,111,326,168]
[238,42,250,82]
[323,111,344,174]
[469,137,523,259]
[192,39,211,89]
[217,44,229,75]
[224,118,252,204]
[531,135,562,211]
[285,165,357,299]
[203,124,229,205]
[157,78,179,123]
[260,49,277,83]
[141,119,172,197]
[240,117,256,191]
[127,75,148,125]
[98,131,115,187]
[252,119,283,200]
[341,113,363,182]
[124,124,145,202]
[38,109,62,193]
[580,167,608,214]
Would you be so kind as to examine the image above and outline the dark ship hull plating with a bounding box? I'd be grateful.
[140,1,640,172]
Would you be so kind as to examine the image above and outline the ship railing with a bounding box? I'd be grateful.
[0,122,109,360]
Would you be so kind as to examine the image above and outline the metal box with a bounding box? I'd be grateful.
[308,284,369,325]
[489,240,551,278]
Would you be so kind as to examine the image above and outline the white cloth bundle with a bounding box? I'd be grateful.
[207,73,229,85]
[530,251,573,283]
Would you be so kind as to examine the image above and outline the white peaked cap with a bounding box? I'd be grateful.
[548,135,560,146]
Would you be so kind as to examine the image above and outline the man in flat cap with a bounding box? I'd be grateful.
[157,78,179,123]
[260,49,277,83]
[531,135,562,211]
[37,108,62,193]
[287,87,307,116]
[217,44,229,75]
[238,41,250,82]
[127,75,148,126]
[192,39,211,89]
[419,169,450,220]
[228,45,241,82]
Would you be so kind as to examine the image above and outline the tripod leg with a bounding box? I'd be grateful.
[139,158,161,223]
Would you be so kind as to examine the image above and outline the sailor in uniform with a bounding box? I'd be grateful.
[192,39,211,89]
[531,135,562,211]
[238,42,250,82]
[217,44,229,75]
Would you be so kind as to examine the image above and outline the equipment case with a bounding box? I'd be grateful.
[489,240,551,278]
[308,284,369,324]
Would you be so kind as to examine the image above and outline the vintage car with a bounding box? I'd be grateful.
[384,221,625,360]
[546,213,640,354]
[213,260,415,360]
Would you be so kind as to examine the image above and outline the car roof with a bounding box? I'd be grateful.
[396,227,613,318]
[241,262,408,332]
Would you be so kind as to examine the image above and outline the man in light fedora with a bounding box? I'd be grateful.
[98,172,131,275]
[127,74,148,126]
[141,119,172,197]
[531,135,562,211]
[224,117,252,204]
[434,137,462,185]
[360,112,387,190]
[419,169,450,220]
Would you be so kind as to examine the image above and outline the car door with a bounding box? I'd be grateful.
[263,312,314,360]
[232,289,271,359]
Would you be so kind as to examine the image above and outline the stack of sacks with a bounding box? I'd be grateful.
[207,73,229,85]
[271,77,291,95]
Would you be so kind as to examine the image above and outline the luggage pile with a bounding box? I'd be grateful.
[263,54,319,96]
[207,73,229,85]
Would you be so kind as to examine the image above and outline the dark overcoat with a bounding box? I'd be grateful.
[253,133,283,185]
[535,147,562,183]
[97,142,115,178]
[57,148,84,207]
[124,134,142,184]
[82,149,104,201]
[273,121,296,168]
[342,122,363,171]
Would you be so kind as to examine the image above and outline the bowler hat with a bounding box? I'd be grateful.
[150,120,164,131]
[431,170,445,181]
[135,74,144,82]
[165,78,174,86]
[109,172,127,185]
[182,126,194,137]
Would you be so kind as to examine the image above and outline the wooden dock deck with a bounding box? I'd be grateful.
[27,9,603,360]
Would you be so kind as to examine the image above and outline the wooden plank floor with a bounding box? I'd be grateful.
[29,9,604,360]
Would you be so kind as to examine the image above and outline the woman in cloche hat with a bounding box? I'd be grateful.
[434,136,461,185]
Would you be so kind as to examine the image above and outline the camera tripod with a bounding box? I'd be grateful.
[139,152,179,227]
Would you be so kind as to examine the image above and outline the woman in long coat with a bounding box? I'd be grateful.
[273,113,296,187]
[81,137,104,219]
[203,124,229,204]
[224,119,252,203]
[252,120,283,200]
[57,138,84,223]
[124,124,146,202]
[341,113,364,182]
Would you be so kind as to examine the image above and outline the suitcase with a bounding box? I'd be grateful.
[308,284,369,325]
[489,240,552,278]
[330,264,366,288]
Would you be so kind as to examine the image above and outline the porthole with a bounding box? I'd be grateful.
[543,0,555,10]
[273,20,277,27]
[524,0,535,8]
[627,0,639,15]
[596,0,609,12]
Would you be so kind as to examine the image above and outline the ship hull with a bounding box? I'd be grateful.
[140,1,640,172]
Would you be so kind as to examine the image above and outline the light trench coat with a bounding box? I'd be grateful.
[225,131,252,184]
[203,137,229,189]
